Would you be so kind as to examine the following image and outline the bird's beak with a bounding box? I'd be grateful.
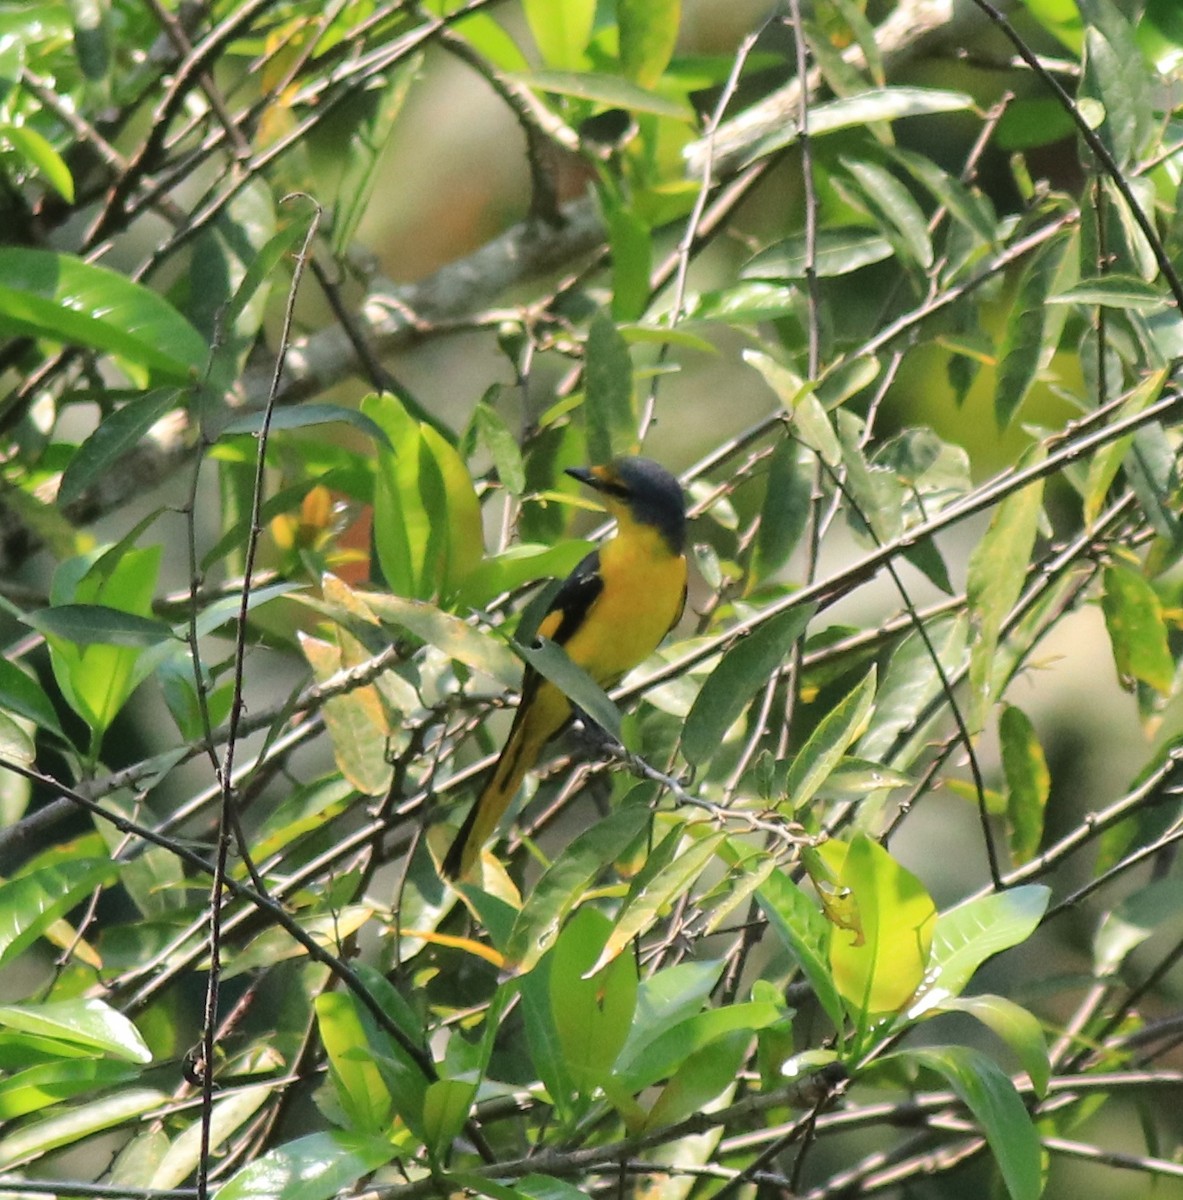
[565,465,601,490]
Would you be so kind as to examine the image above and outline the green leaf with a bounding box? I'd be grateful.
[642,1027,748,1130]
[856,616,967,760]
[57,389,182,509]
[455,539,592,612]
[688,281,800,324]
[891,1046,1042,1200]
[742,87,974,163]
[507,800,652,972]
[752,864,845,1029]
[0,860,116,968]
[619,0,680,88]
[1,123,74,202]
[932,994,1051,1099]
[826,834,937,1020]
[616,960,726,1070]
[422,1078,477,1160]
[744,349,841,465]
[965,452,1045,732]
[474,399,527,495]
[331,62,418,258]
[1083,368,1167,527]
[0,1088,166,1170]
[586,829,725,975]
[839,157,933,270]
[315,993,395,1136]
[0,248,206,381]
[0,711,34,765]
[361,391,483,600]
[744,228,894,280]
[604,198,652,323]
[784,666,877,810]
[751,437,813,583]
[0,1060,141,1120]
[615,1000,782,1092]
[1050,274,1167,311]
[23,603,174,648]
[514,635,623,742]
[549,907,637,1094]
[149,1086,272,1190]
[1078,5,1151,169]
[521,0,594,69]
[836,408,903,543]
[513,70,692,119]
[910,885,1050,1011]
[1093,878,1183,977]
[220,403,393,448]
[584,310,635,465]
[215,1131,397,1200]
[994,238,1071,428]
[1100,562,1174,693]
[1000,705,1049,864]
[681,604,815,765]
[0,997,151,1063]
[189,180,278,388]
[420,422,486,598]
[888,146,998,246]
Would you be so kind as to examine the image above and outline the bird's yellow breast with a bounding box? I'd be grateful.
[563,524,686,687]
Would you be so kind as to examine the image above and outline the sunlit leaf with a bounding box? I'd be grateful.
[215,1131,397,1200]
[826,834,936,1020]
[910,885,1050,1012]
[0,248,206,380]
[0,997,151,1062]
[521,0,594,69]
[0,860,116,967]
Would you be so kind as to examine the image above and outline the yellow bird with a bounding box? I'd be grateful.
[441,457,688,880]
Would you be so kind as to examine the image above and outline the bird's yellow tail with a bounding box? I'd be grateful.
[440,694,562,879]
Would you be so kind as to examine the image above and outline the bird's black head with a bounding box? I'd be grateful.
[566,456,686,555]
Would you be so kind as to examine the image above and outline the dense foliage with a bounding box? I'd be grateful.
[1,0,1182,1197]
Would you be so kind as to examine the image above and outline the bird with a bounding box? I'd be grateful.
[440,456,688,881]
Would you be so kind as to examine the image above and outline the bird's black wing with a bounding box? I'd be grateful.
[541,550,604,646]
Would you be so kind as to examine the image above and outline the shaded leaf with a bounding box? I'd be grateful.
[891,1046,1042,1200]
[584,310,635,464]
[514,70,692,118]
[1000,704,1050,864]
[965,453,1045,732]
[682,604,815,765]
[507,801,652,972]
[785,666,877,811]
[619,0,680,88]
[1101,562,1174,693]
[57,389,182,509]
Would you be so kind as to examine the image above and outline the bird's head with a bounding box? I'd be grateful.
[566,456,686,555]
